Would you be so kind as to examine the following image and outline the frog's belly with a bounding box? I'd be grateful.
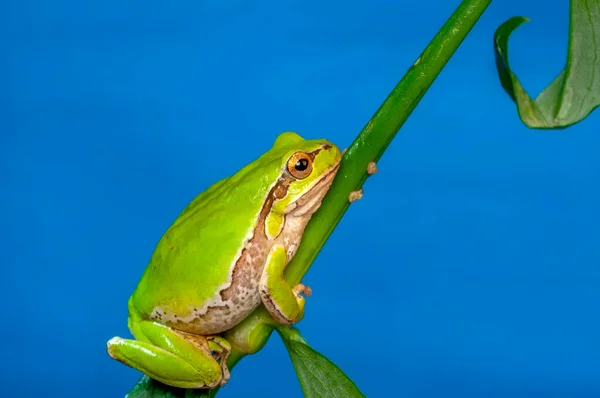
[149,241,269,335]
[185,289,263,335]
[148,288,263,336]
[147,208,276,335]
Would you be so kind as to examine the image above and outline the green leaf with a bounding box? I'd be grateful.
[125,376,209,398]
[494,0,600,129]
[276,327,366,398]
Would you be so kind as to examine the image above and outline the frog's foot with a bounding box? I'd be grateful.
[206,335,232,386]
[293,283,312,297]
[106,321,230,389]
[259,245,306,325]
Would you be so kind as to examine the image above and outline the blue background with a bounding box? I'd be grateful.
[2,1,599,397]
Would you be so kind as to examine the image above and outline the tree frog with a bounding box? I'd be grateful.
[107,132,341,389]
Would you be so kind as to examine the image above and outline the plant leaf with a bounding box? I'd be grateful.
[276,327,366,398]
[125,376,209,398]
[494,0,600,129]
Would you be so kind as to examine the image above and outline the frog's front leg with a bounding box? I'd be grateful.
[259,245,309,324]
[106,321,231,389]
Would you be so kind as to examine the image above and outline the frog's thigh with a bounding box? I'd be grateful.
[259,245,304,324]
[106,321,228,389]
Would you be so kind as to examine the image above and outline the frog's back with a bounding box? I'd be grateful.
[130,155,281,328]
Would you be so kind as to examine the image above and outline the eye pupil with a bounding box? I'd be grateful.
[287,152,312,179]
[295,158,309,171]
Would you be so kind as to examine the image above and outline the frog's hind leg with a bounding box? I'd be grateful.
[106,321,231,389]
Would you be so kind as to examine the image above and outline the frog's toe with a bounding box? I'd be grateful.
[292,283,312,297]
[106,337,124,360]
[206,336,232,385]
[367,161,378,175]
[348,189,363,203]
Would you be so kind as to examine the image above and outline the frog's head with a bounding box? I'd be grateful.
[268,132,342,219]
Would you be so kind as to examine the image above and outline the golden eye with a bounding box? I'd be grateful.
[287,152,313,179]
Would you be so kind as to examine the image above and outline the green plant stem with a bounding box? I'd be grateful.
[284,0,492,286]
[125,1,492,396]
[216,0,492,395]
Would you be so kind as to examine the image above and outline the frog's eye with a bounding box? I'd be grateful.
[287,152,313,179]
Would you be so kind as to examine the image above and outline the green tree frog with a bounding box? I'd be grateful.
[107,132,341,389]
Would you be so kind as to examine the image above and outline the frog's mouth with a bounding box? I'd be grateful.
[286,162,340,217]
